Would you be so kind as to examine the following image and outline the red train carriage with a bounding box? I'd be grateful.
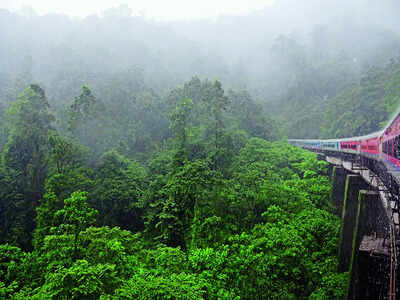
[360,137,379,156]
[382,113,400,169]
[340,141,359,152]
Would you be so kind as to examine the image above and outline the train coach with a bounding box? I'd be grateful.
[381,113,400,170]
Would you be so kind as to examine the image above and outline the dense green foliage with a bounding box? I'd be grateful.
[2,3,400,297]
[0,79,346,299]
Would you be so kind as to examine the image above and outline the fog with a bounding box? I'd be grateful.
[1,0,400,137]
[3,0,275,20]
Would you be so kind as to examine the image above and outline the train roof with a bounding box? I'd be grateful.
[288,130,383,143]
[288,105,400,144]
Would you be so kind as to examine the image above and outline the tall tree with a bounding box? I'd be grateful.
[55,191,97,260]
[201,80,230,172]
[34,135,93,250]
[91,150,147,231]
[169,97,194,167]
[68,85,97,137]
[0,84,54,249]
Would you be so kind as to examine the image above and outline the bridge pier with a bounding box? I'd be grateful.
[339,175,369,272]
[347,190,390,299]
[335,173,391,299]
[331,166,348,216]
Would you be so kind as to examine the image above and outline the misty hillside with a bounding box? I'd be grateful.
[0,1,399,298]
[1,1,400,140]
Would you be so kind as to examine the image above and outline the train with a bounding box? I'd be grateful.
[288,109,400,172]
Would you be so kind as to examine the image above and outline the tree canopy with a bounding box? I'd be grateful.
[0,79,346,299]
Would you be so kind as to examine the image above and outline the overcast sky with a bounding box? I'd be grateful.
[0,0,275,20]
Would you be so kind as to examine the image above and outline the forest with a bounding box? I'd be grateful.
[0,79,345,299]
[0,0,399,298]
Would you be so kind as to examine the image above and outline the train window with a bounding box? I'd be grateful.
[395,136,400,159]
[390,139,394,156]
